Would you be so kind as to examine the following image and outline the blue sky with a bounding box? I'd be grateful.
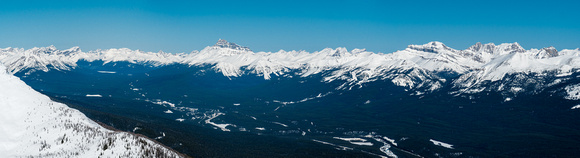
[1,0,579,53]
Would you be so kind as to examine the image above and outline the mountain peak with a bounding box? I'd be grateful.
[468,42,484,51]
[213,39,252,52]
[426,41,446,47]
[535,46,559,58]
[497,42,525,53]
[467,42,496,53]
[407,41,452,53]
[543,46,557,50]
[61,46,81,55]
[29,45,58,54]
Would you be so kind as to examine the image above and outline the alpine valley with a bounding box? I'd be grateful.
[2,39,580,157]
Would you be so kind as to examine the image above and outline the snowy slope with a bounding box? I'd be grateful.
[1,40,580,94]
[0,65,184,157]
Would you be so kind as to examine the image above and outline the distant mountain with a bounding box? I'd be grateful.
[213,39,252,52]
[1,39,580,100]
[0,64,184,157]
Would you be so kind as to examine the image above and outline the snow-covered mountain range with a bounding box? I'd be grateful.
[2,40,580,157]
[0,64,184,157]
[1,40,580,97]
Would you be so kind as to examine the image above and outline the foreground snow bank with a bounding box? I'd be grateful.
[0,65,184,157]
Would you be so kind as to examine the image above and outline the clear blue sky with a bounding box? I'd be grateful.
[1,0,579,53]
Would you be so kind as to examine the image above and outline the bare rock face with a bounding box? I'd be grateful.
[213,39,252,52]
[535,46,559,59]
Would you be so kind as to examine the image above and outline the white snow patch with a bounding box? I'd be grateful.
[333,137,373,146]
[154,132,166,140]
[205,113,231,132]
[97,71,116,74]
[333,137,367,142]
[556,72,573,77]
[350,142,374,146]
[504,97,512,102]
[380,144,398,158]
[85,94,102,97]
[430,139,454,149]
[565,84,580,100]
[271,92,332,106]
[163,110,173,114]
[363,134,399,157]
[173,107,198,113]
[148,100,176,107]
[312,139,353,151]
[176,118,185,122]
[272,122,288,127]
[571,105,580,109]
[510,87,524,93]
[383,137,397,146]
